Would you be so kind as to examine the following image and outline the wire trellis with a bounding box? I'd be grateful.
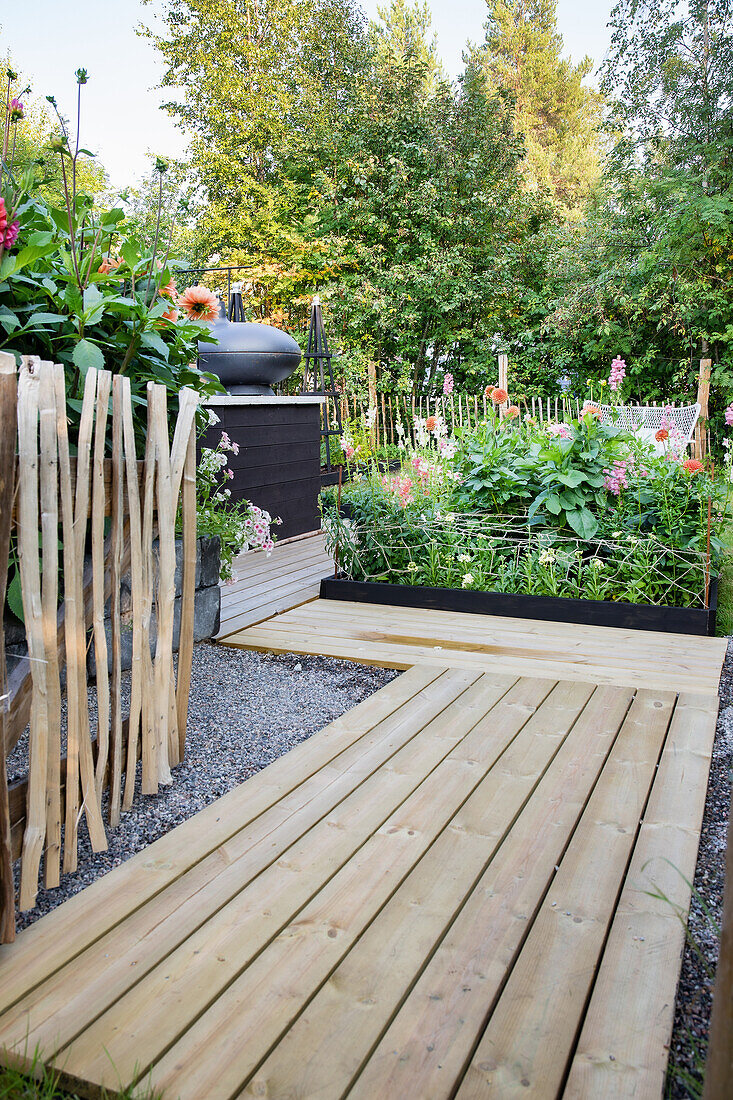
[322,511,712,609]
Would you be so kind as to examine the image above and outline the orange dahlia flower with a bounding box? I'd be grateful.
[491,387,508,404]
[159,279,178,302]
[683,459,704,474]
[484,385,495,398]
[582,404,602,418]
[506,405,520,419]
[178,285,219,322]
[655,428,669,442]
[98,255,122,275]
[425,415,437,431]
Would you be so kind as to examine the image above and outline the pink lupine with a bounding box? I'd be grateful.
[725,403,733,427]
[3,220,19,249]
[603,458,630,496]
[609,356,626,391]
[443,373,454,396]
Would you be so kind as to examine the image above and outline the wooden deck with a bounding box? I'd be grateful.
[217,532,332,638]
[0,602,724,1099]
[224,597,726,695]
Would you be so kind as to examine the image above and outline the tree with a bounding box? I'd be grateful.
[478,0,602,220]
[142,0,370,270]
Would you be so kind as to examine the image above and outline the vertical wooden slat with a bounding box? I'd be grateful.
[121,378,144,810]
[140,385,158,794]
[64,368,107,868]
[38,363,62,889]
[108,377,124,826]
[0,351,17,941]
[17,357,48,910]
[56,365,81,873]
[91,371,111,801]
[694,358,712,462]
[176,425,197,760]
[151,385,175,783]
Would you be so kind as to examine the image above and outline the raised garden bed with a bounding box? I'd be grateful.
[320,574,718,636]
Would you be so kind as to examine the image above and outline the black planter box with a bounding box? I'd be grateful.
[202,398,322,540]
[320,575,718,636]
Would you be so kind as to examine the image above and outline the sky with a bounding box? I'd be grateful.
[2,0,614,189]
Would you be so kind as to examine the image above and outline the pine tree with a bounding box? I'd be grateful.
[479,0,602,219]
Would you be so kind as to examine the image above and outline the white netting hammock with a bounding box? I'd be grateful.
[598,403,700,454]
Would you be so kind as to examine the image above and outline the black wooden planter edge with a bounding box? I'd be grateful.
[320,575,718,637]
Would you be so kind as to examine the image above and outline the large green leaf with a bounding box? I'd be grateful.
[72,338,105,375]
[0,307,20,334]
[566,507,598,540]
[82,283,105,325]
[0,241,57,278]
[141,331,170,360]
[27,312,67,327]
[6,570,24,623]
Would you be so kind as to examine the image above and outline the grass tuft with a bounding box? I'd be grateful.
[0,1059,161,1100]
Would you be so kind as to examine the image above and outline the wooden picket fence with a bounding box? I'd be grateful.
[340,391,704,453]
[339,392,588,450]
[0,353,198,940]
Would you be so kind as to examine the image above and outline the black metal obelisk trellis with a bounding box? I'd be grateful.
[228,282,246,321]
[301,295,343,478]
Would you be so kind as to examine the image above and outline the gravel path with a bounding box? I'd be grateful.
[667,636,733,1098]
[14,643,398,933]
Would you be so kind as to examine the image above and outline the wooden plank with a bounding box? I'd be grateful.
[234,680,597,1100]
[0,667,438,1012]
[146,676,557,1100]
[151,383,175,781]
[140,384,158,794]
[0,352,17,942]
[16,358,48,911]
[68,371,108,862]
[236,599,726,684]
[224,620,717,694]
[219,567,332,620]
[108,376,124,826]
[38,363,61,889]
[90,370,112,802]
[332,684,634,1100]
[222,546,332,596]
[565,691,719,1099]
[176,425,196,760]
[295,601,725,670]
[220,556,332,613]
[220,594,322,637]
[296,599,726,657]
[52,672,514,1089]
[121,376,144,811]
[453,689,676,1099]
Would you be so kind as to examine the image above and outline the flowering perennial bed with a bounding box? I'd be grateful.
[323,378,729,630]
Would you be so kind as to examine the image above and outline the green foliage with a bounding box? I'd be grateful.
[0,71,221,438]
[479,0,602,220]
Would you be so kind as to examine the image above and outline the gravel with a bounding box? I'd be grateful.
[13,643,398,933]
[667,636,733,1098]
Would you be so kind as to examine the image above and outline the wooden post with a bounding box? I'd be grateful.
[0,352,16,942]
[367,362,377,451]
[703,788,733,1099]
[498,353,509,419]
[695,358,712,462]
